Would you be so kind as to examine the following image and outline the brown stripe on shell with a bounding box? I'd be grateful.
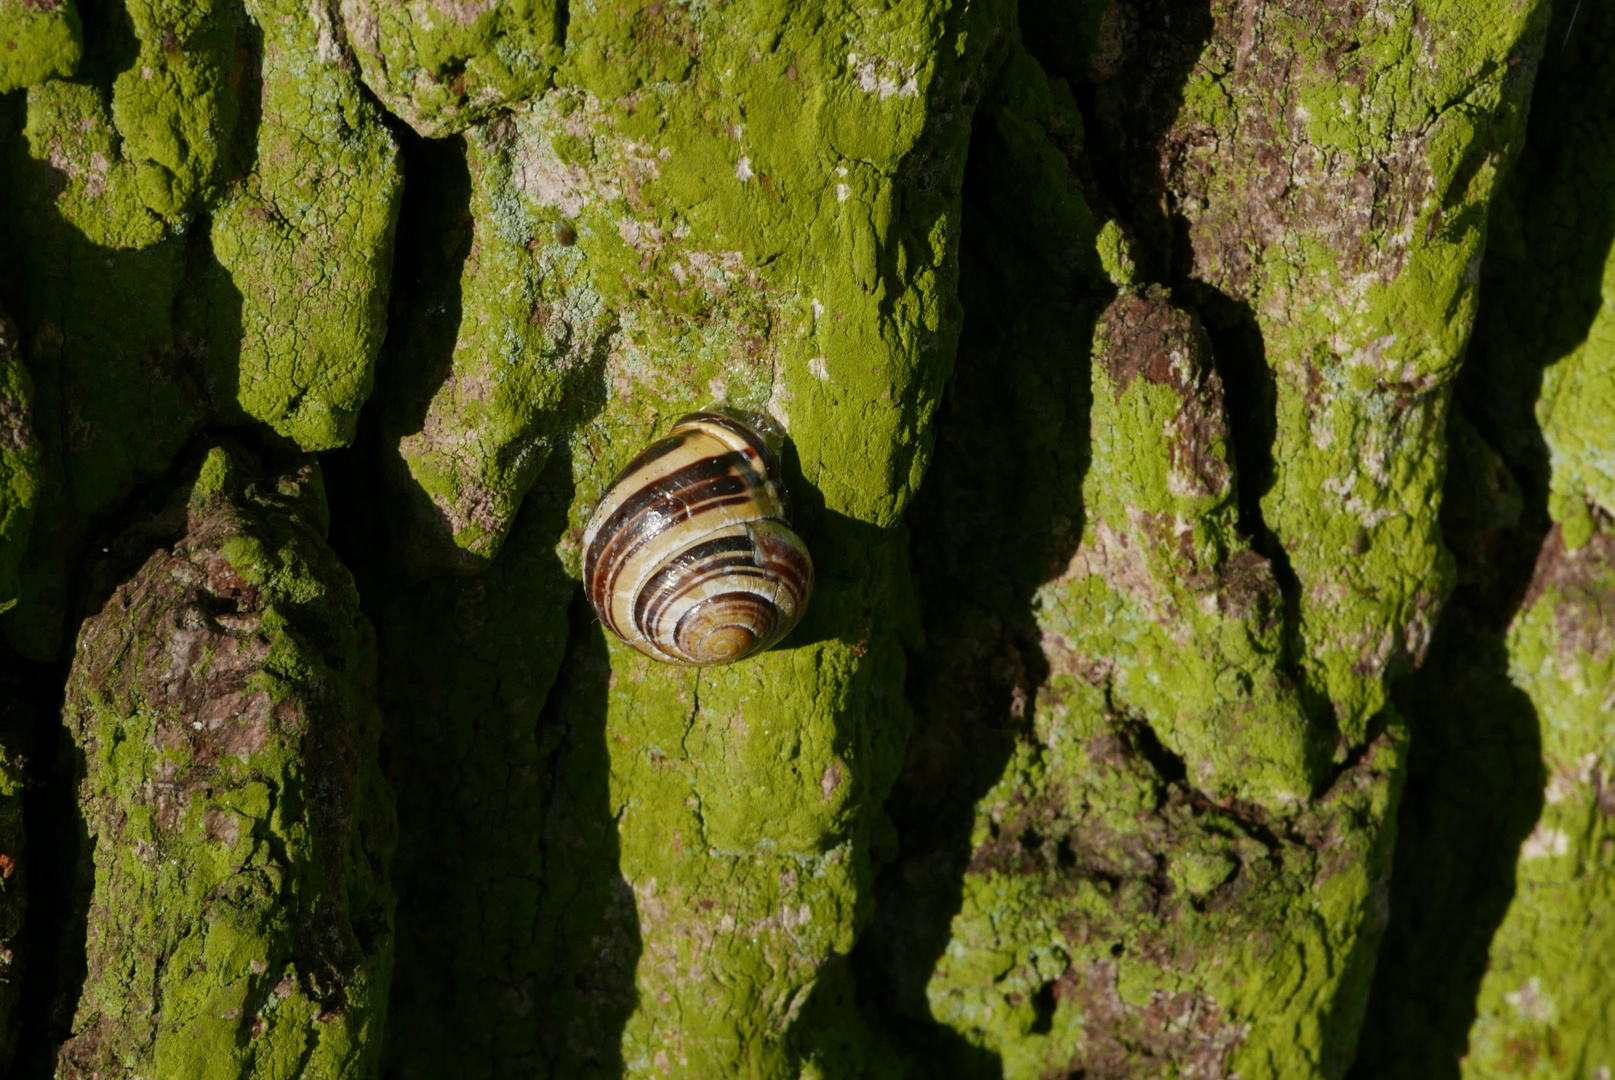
[585,426,728,536]
[584,453,755,628]
[591,488,761,635]
[674,592,777,665]
[581,413,813,665]
[677,412,777,472]
[639,565,782,660]
[632,534,758,637]
[669,412,796,523]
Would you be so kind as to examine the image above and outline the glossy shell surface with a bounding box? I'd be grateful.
[582,412,814,665]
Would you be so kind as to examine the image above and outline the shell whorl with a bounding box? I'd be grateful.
[582,412,814,666]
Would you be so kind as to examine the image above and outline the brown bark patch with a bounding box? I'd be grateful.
[1160,0,1437,301]
[1521,523,1615,662]
[1095,290,1233,503]
[1048,958,1248,1079]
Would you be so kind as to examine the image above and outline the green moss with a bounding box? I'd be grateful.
[339,0,564,137]
[549,2,1006,1066]
[1,102,209,654]
[1164,0,1551,746]
[15,0,244,240]
[0,0,279,652]
[387,102,616,571]
[868,39,1407,1078]
[391,0,1011,567]
[925,690,1405,1080]
[110,0,245,219]
[1354,3,1615,1071]
[204,0,402,451]
[1040,289,1315,809]
[192,444,234,501]
[372,0,1010,1070]
[1539,241,1615,548]
[57,444,394,1078]
[1452,10,1615,1067]
[21,79,166,249]
[1455,524,1615,1078]
[0,0,82,92]
[0,307,39,615]
[598,553,915,1075]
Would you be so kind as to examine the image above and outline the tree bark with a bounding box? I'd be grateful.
[0,0,1608,1077]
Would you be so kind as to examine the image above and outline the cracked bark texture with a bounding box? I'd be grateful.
[57,446,394,1078]
[0,0,1611,1077]
[1357,3,1615,1076]
[0,0,80,94]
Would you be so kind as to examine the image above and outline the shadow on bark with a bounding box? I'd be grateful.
[322,121,473,604]
[362,450,640,1080]
[850,3,1218,1071]
[359,124,474,586]
[0,0,264,662]
[1349,4,1615,1074]
[1068,0,1339,747]
[320,121,639,1078]
[369,490,639,1078]
[851,39,1101,1080]
[6,648,84,1078]
[852,172,1092,1080]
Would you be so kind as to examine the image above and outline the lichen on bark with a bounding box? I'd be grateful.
[1465,527,1615,1077]
[0,0,1610,1074]
[370,0,1015,1071]
[1461,14,1615,1070]
[338,0,565,137]
[110,0,247,221]
[859,35,1409,1079]
[19,0,247,248]
[55,445,394,1078]
[1054,289,1314,808]
[191,0,402,451]
[1359,3,1615,1074]
[1135,0,1550,747]
[0,0,81,94]
[0,0,402,655]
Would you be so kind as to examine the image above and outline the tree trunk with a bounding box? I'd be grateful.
[0,0,1608,1077]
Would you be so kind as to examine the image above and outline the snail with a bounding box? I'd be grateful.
[582,411,814,665]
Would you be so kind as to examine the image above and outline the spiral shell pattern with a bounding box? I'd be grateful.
[582,412,814,665]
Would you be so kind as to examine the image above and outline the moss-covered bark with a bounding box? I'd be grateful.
[368,0,1014,1072]
[1358,3,1615,1075]
[338,0,564,137]
[56,445,394,1077]
[0,0,80,94]
[0,0,1611,1076]
[859,0,1552,1076]
[0,0,400,657]
[3,63,210,651]
[202,0,401,450]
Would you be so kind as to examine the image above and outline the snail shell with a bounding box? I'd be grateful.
[582,412,814,665]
